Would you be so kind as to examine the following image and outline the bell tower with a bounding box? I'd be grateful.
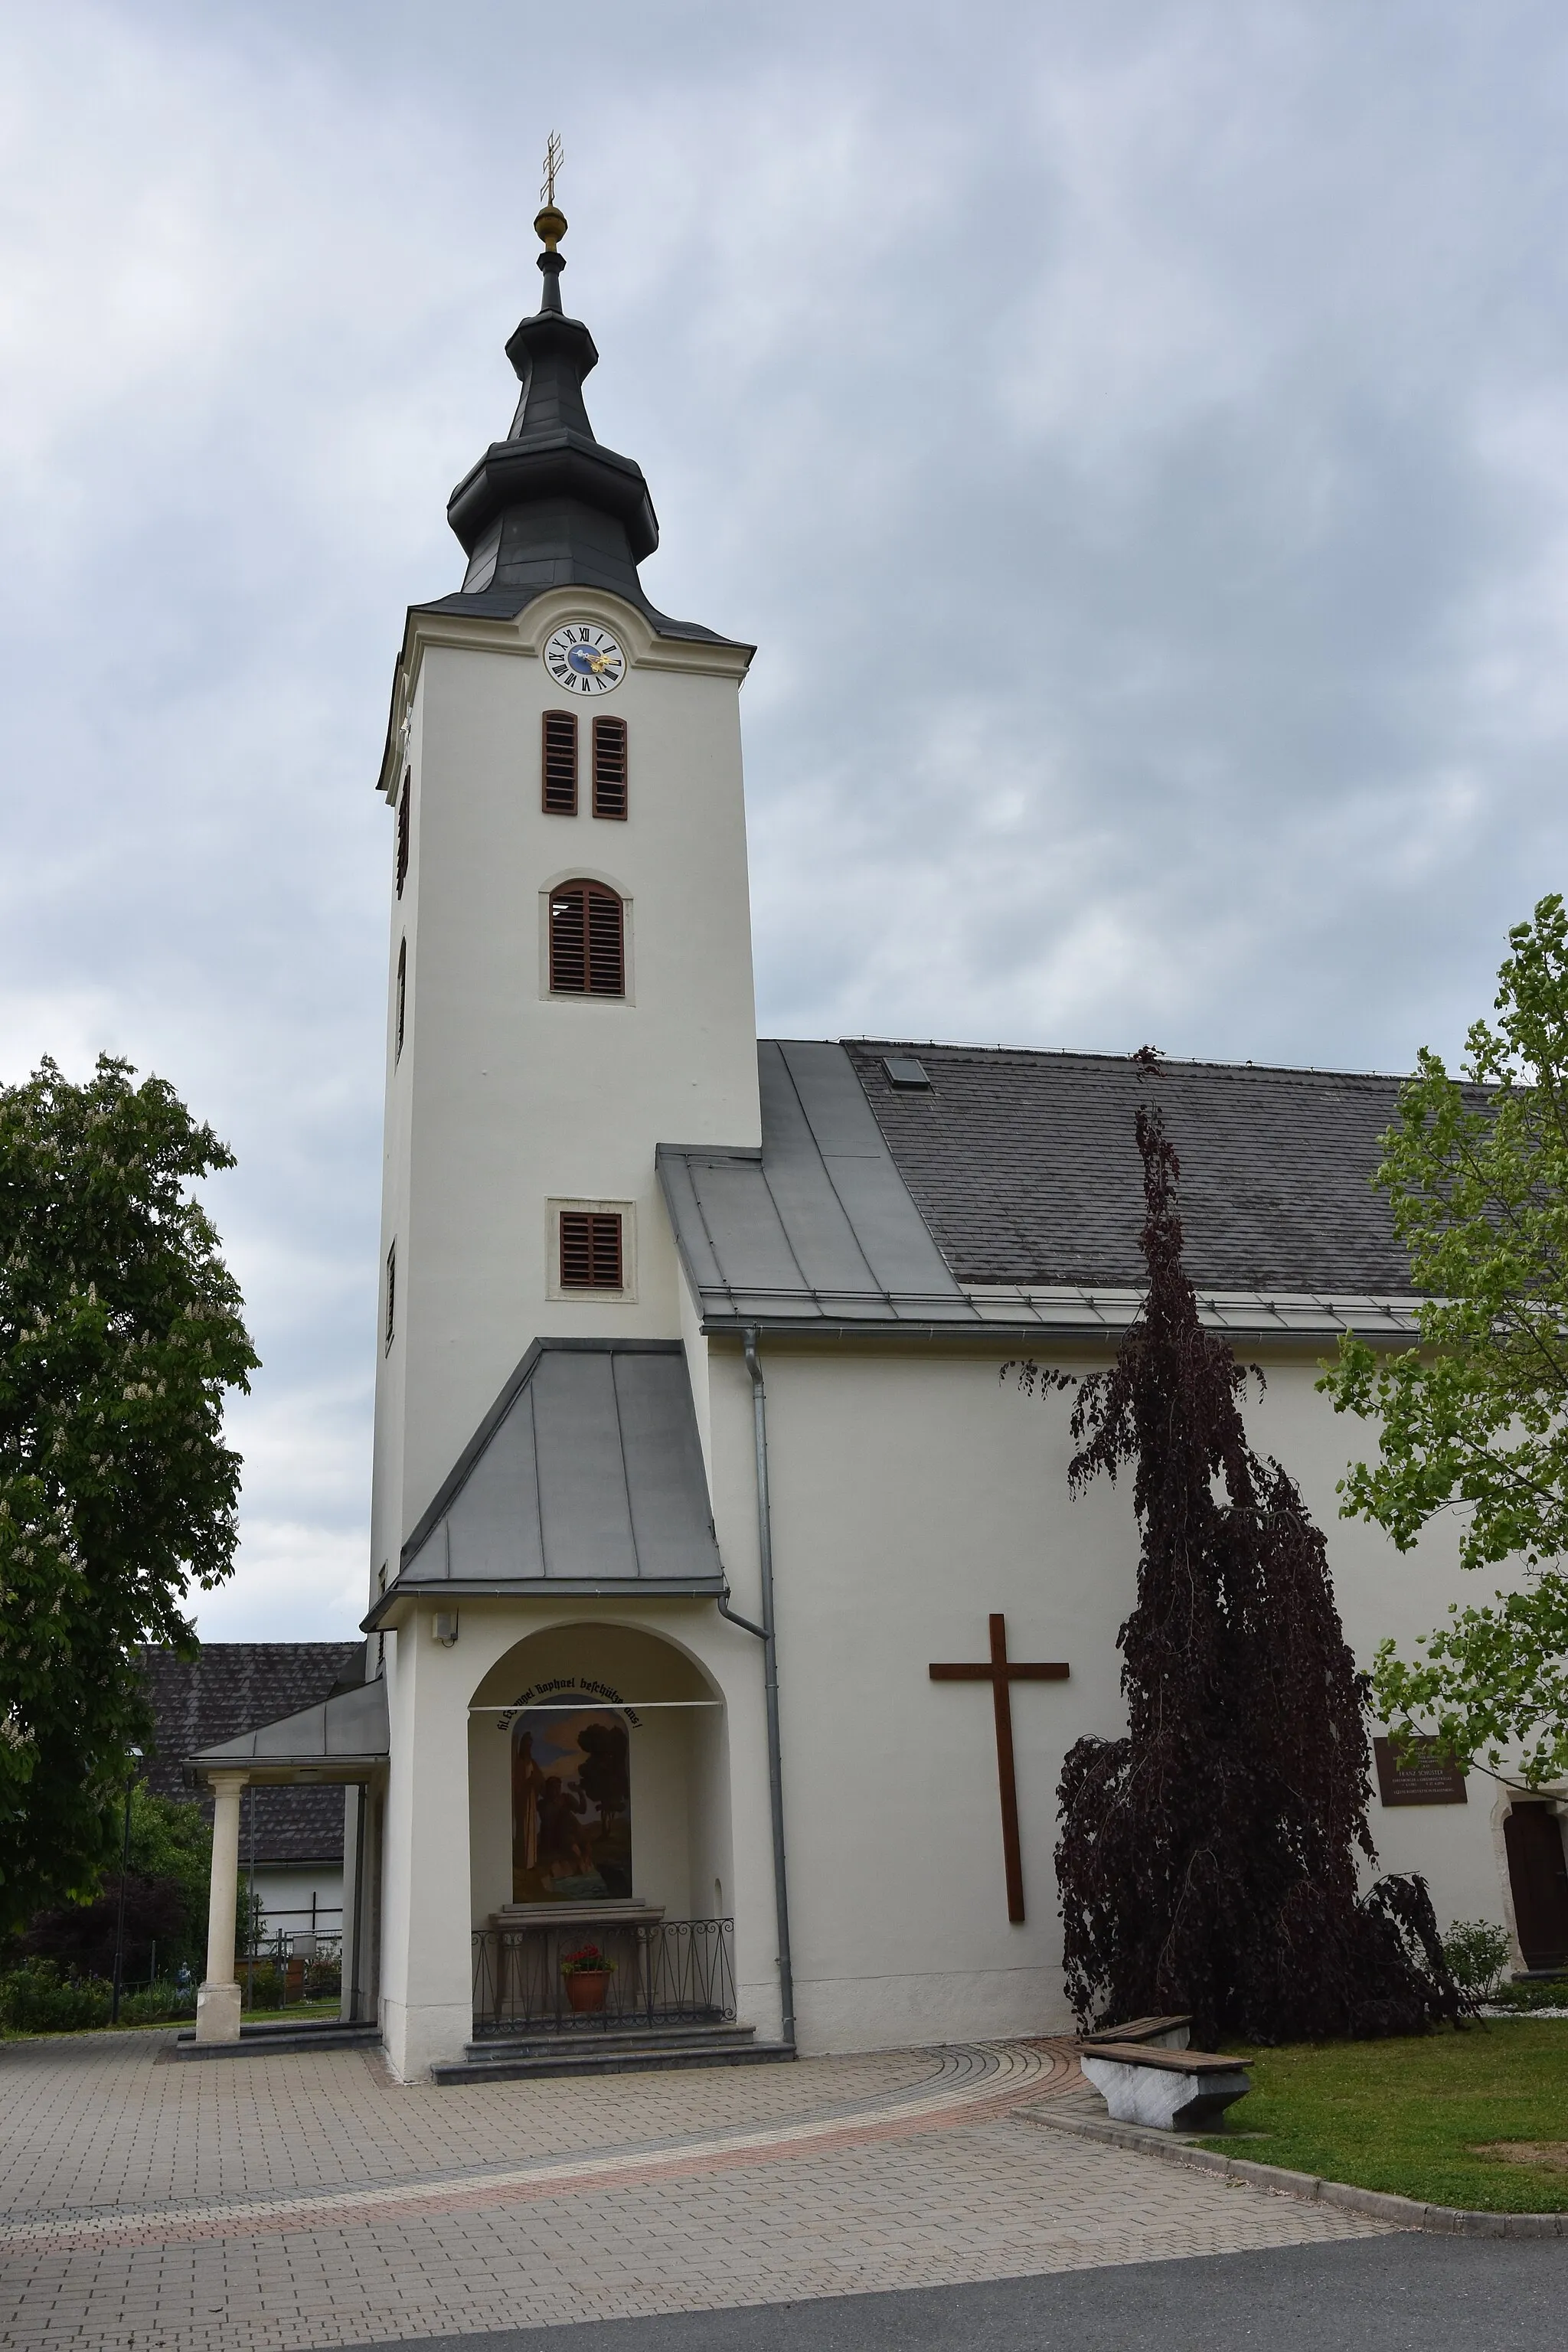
[368,193,761,1597]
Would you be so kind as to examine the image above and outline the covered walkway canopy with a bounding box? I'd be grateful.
[185,1677,388,2047]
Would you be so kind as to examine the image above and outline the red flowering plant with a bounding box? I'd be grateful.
[560,1942,614,1976]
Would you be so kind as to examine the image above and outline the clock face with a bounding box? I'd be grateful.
[543,622,627,696]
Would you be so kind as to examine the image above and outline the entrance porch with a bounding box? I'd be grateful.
[439,1617,786,2081]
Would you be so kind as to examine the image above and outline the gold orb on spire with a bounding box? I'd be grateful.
[536,129,566,250]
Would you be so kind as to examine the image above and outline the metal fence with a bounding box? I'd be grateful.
[237,1906,345,2007]
[472,1916,736,2037]
[241,1900,344,1958]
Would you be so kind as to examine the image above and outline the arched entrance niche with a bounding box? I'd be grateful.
[467,1622,733,1930]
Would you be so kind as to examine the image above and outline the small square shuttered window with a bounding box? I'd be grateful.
[592,717,628,819]
[559,1210,623,1290]
[541,710,578,813]
[549,880,625,995]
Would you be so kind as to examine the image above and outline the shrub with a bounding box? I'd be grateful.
[303,1954,341,2001]
[1441,1919,1513,2004]
[1487,1975,1568,2011]
[18,1788,214,1986]
[245,1961,289,2010]
[22,1873,188,1983]
[119,1978,196,2025]
[0,1959,112,2034]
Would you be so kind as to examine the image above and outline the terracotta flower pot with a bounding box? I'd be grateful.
[564,1969,611,2014]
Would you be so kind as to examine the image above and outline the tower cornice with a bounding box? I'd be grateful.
[376,586,755,801]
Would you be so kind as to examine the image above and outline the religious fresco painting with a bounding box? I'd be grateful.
[511,1699,632,1902]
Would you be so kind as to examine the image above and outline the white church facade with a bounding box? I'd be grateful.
[187,204,1568,2076]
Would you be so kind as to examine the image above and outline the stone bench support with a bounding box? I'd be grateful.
[1079,2040,1251,2132]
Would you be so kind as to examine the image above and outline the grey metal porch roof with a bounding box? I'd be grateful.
[185,1675,389,1785]
[366,1339,724,1629]
[656,1040,977,1328]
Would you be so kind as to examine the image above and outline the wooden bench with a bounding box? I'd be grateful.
[1077,2034,1250,2131]
[1080,2013,1191,2052]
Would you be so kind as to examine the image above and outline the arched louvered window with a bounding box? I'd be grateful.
[549,880,624,997]
[541,710,578,813]
[395,937,407,1061]
[395,772,411,897]
[592,717,628,819]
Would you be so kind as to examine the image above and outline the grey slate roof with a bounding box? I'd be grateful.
[371,1339,724,1625]
[139,1645,364,1861]
[842,1042,1415,1293]
[658,1041,1430,1338]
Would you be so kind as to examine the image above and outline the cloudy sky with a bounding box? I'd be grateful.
[4,0,1567,1640]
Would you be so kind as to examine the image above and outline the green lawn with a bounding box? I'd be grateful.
[1194,2020,1568,2212]
[2,1996,343,2041]
[238,1997,343,2024]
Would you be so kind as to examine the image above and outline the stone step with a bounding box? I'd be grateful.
[172,2019,381,2061]
[467,2020,756,2059]
[432,2024,793,2085]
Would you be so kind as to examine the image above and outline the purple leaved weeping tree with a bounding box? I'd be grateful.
[1018,1064,1459,2044]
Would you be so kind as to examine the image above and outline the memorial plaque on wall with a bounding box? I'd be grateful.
[1374,1736,1468,1806]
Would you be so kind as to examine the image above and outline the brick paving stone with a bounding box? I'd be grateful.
[0,2034,1390,2352]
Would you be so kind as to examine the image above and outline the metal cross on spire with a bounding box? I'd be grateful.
[540,130,564,208]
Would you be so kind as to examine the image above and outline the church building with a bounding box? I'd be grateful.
[185,200,1568,2077]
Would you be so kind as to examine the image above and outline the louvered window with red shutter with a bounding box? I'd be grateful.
[541,710,578,813]
[592,717,628,819]
[559,1210,623,1289]
[549,880,624,996]
[395,936,407,1061]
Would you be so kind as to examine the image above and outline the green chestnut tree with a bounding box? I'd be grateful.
[0,1057,257,1930]
[1321,894,1568,1784]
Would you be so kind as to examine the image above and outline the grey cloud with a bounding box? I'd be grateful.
[3,0,1568,1632]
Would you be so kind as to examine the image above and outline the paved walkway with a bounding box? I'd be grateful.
[0,2030,1389,2351]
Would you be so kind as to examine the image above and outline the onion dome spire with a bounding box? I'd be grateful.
[443,140,660,607]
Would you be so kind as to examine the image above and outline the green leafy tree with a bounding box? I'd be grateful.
[123,1783,214,1940]
[0,1057,257,1929]
[1321,894,1568,1784]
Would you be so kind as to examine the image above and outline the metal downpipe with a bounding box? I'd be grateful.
[716,1326,795,2051]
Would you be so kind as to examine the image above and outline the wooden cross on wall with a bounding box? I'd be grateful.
[929,1615,1070,1923]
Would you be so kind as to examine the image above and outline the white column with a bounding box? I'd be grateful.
[195,1769,248,2043]
[380,1625,473,2079]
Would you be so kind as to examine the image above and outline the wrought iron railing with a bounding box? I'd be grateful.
[472,1916,736,2037]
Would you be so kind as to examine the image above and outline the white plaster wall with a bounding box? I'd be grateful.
[1237,1355,1532,1932]
[368,675,423,1615]
[707,1337,1538,2056]
[689,1700,735,1925]
[379,1622,475,2082]
[378,590,760,1546]
[248,1868,345,1939]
